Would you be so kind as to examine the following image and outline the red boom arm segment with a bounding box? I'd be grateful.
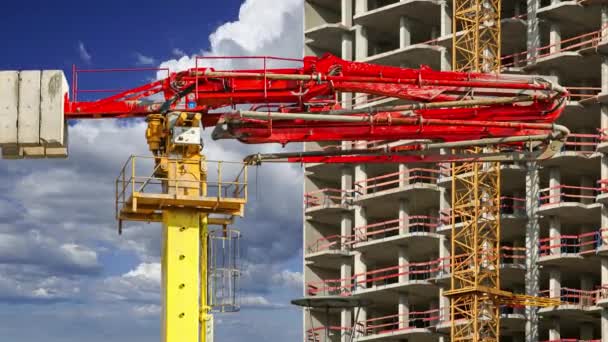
[65,54,568,153]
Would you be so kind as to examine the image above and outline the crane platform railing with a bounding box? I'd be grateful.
[115,155,248,224]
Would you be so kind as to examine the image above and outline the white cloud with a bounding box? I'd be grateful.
[135,53,156,66]
[172,48,186,57]
[96,263,160,303]
[77,41,92,63]
[158,0,303,75]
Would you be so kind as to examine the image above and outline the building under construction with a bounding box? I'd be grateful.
[303,0,608,341]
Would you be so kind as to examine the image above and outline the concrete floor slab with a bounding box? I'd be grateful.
[539,152,601,175]
[306,163,344,184]
[353,0,440,31]
[354,281,438,307]
[364,44,444,69]
[305,23,350,55]
[353,233,440,262]
[305,250,352,270]
[538,2,600,35]
[525,52,601,84]
[538,203,601,225]
[358,328,438,342]
[539,304,602,322]
[306,206,352,226]
[356,184,441,215]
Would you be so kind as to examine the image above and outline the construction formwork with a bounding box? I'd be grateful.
[302,0,608,341]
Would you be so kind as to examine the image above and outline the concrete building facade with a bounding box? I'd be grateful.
[302,0,608,341]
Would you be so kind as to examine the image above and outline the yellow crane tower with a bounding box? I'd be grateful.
[446,1,560,341]
[115,112,248,342]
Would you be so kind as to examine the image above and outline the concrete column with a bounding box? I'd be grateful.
[549,167,561,204]
[398,294,410,329]
[581,176,595,205]
[340,0,353,112]
[399,247,409,283]
[399,199,410,234]
[354,164,367,196]
[341,0,352,27]
[439,288,450,324]
[354,252,367,335]
[549,22,561,54]
[399,16,412,49]
[526,0,540,63]
[340,259,353,342]
[440,186,451,227]
[602,308,608,342]
[549,216,561,256]
[549,268,561,299]
[399,164,409,186]
[440,0,452,37]
[548,318,561,341]
[526,162,540,342]
[581,323,594,341]
[341,166,353,207]
[354,0,368,61]
[602,257,608,287]
[340,213,352,250]
[602,6,608,46]
[354,206,367,241]
[354,252,367,291]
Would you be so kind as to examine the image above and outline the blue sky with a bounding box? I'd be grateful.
[0,1,305,341]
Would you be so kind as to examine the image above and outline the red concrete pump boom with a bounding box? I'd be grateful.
[65,54,570,164]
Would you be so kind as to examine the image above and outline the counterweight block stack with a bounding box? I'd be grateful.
[0,70,68,159]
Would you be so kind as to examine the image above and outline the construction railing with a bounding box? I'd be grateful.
[539,231,599,257]
[500,246,526,265]
[560,133,601,154]
[306,278,353,297]
[539,185,600,206]
[306,234,352,254]
[115,156,248,219]
[539,340,600,342]
[499,196,526,215]
[540,287,598,307]
[304,188,353,210]
[566,87,603,101]
[360,309,440,336]
[306,326,352,342]
[501,25,608,68]
[354,168,442,195]
[353,216,440,242]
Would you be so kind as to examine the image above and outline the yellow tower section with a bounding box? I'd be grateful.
[447,2,559,342]
[116,112,248,342]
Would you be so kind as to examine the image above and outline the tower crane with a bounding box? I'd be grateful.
[0,52,568,342]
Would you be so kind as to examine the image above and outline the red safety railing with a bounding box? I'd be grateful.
[354,168,442,195]
[499,196,526,215]
[501,25,608,68]
[353,216,440,241]
[539,287,598,306]
[540,340,600,342]
[306,326,353,342]
[566,87,603,101]
[539,185,600,206]
[561,133,601,154]
[304,188,353,209]
[598,179,608,192]
[539,231,599,256]
[306,278,353,297]
[360,309,440,336]
[500,246,526,265]
[306,234,352,254]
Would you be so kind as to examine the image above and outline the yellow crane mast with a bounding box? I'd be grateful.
[446,1,559,342]
[115,112,248,342]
